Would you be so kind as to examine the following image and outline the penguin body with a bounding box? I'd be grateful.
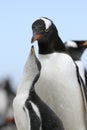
[0,79,16,130]
[31,17,87,130]
[13,46,65,130]
[65,40,87,85]
[35,52,86,130]
[0,82,8,125]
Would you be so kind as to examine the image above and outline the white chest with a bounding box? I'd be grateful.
[35,53,86,130]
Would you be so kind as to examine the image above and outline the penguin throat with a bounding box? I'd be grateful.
[67,47,85,60]
[38,37,66,54]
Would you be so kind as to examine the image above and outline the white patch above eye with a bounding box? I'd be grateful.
[40,17,52,30]
[65,41,78,48]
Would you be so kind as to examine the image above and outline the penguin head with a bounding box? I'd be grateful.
[30,46,41,72]
[65,40,87,60]
[31,17,58,43]
[31,17,65,54]
[65,41,78,48]
[65,40,87,49]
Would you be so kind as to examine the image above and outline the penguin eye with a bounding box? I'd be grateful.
[45,28,49,32]
[39,29,45,34]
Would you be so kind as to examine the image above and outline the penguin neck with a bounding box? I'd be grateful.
[17,74,31,95]
[77,48,86,58]
[67,47,85,60]
[38,35,66,54]
[17,55,40,96]
[17,58,35,95]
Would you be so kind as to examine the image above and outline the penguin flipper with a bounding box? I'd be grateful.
[25,100,41,130]
[77,68,87,124]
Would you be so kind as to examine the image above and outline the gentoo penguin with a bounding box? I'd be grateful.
[0,79,16,130]
[13,46,65,130]
[65,40,87,60]
[31,17,87,130]
[65,40,87,85]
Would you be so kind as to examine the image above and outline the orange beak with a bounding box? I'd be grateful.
[83,41,87,47]
[31,33,41,43]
